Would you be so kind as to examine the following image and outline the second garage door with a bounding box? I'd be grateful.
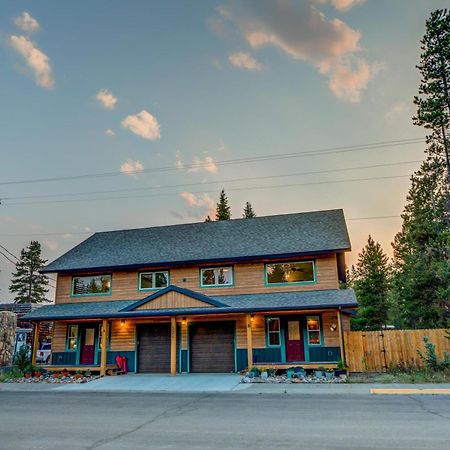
[190,321,235,373]
[137,324,171,373]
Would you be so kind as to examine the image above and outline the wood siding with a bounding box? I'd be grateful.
[52,321,67,352]
[55,254,339,304]
[136,291,211,310]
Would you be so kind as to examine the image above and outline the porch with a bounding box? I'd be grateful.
[30,308,352,376]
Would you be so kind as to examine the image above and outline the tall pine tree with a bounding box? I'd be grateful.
[243,201,256,218]
[9,241,49,304]
[413,9,450,184]
[351,236,391,331]
[215,189,231,221]
[391,158,449,328]
[390,9,450,329]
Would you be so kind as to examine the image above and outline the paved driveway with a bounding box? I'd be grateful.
[56,373,250,393]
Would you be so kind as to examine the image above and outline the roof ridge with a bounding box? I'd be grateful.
[92,208,344,236]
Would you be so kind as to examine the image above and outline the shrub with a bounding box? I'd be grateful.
[13,346,31,375]
[417,336,450,371]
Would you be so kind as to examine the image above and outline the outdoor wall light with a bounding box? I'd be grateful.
[182,317,187,325]
[120,319,126,327]
[330,323,337,332]
[250,314,255,323]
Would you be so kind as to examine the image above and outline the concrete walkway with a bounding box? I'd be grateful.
[55,373,250,393]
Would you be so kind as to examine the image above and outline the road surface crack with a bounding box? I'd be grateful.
[85,393,212,449]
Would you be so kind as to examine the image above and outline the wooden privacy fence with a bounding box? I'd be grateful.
[344,329,450,372]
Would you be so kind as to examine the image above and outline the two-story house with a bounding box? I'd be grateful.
[23,209,357,375]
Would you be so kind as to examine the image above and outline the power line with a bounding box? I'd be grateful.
[3,173,412,207]
[1,159,422,203]
[0,137,425,186]
[0,243,57,284]
[0,244,19,261]
[0,251,17,266]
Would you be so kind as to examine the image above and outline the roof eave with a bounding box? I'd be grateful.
[23,302,359,322]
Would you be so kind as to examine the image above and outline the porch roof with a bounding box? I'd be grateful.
[22,288,357,321]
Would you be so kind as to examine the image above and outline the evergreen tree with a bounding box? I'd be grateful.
[9,241,49,304]
[413,9,450,184]
[215,189,231,221]
[391,157,449,328]
[243,201,256,218]
[389,10,450,329]
[351,236,391,330]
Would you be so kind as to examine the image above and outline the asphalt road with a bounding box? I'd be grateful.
[0,391,449,450]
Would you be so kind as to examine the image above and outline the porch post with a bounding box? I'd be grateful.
[246,314,253,370]
[170,317,177,375]
[337,308,346,364]
[100,319,109,376]
[31,322,39,366]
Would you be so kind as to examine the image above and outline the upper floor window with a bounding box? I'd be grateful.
[139,271,169,290]
[72,275,111,296]
[200,267,233,287]
[265,261,315,285]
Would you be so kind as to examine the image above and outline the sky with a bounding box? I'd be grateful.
[0,0,447,302]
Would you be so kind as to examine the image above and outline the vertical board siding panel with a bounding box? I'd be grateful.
[235,316,247,349]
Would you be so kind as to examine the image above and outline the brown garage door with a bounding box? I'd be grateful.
[138,324,171,373]
[190,322,235,373]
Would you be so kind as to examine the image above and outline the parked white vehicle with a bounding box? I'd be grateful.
[36,342,51,364]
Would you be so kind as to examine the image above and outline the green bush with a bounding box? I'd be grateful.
[417,336,450,371]
[13,346,31,374]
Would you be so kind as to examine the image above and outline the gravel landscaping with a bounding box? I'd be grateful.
[241,367,348,384]
[1,369,100,385]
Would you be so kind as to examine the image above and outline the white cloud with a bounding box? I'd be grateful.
[216,0,376,102]
[96,89,117,109]
[180,192,215,219]
[175,150,184,169]
[9,35,54,89]
[189,156,218,173]
[43,240,58,251]
[121,110,161,140]
[322,0,366,12]
[229,52,262,71]
[104,129,115,137]
[385,102,408,122]
[14,12,40,33]
[120,159,144,177]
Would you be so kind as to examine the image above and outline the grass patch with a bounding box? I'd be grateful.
[0,367,23,382]
[349,368,450,384]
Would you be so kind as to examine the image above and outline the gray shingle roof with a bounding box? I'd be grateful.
[22,288,357,321]
[42,209,350,273]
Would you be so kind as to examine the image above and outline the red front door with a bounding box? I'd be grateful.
[286,320,305,362]
[81,328,95,365]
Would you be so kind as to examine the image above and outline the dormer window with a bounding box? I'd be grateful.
[200,267,233,287]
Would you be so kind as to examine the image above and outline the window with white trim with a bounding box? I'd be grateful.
[139,271,169,290]
[200,267,233,287]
